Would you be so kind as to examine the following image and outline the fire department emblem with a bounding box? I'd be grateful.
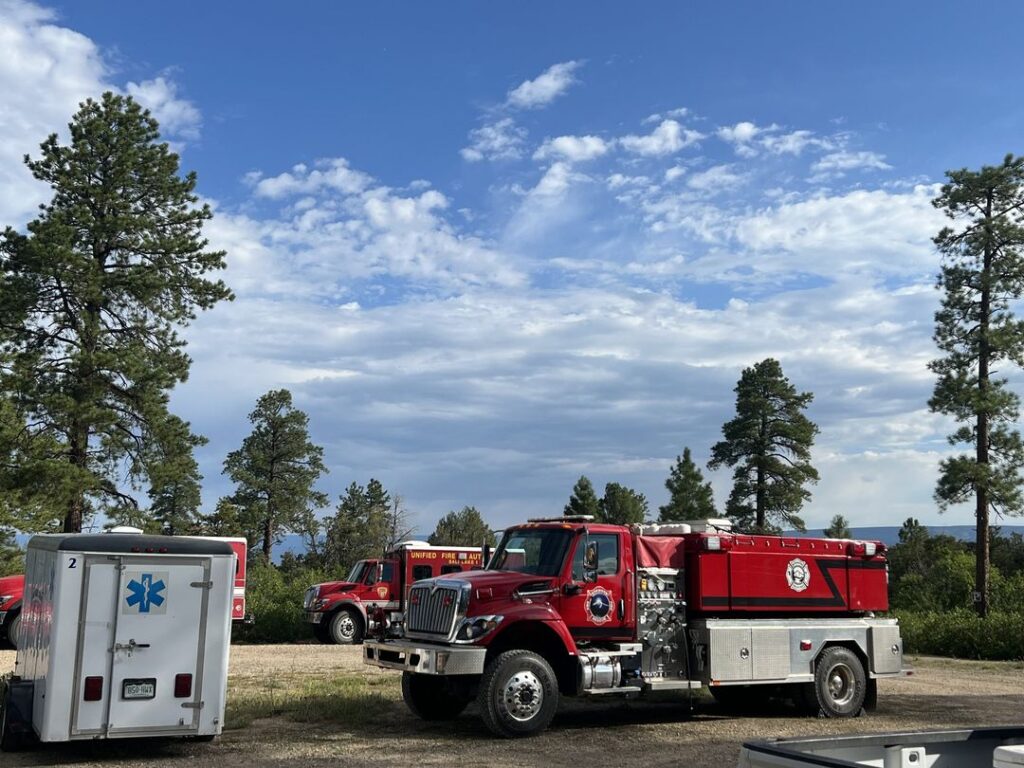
[786,558,811,593]
[376,586,388,599]
[585,586,613,624]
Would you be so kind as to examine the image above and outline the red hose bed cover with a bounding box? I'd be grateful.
[637,536,687,568]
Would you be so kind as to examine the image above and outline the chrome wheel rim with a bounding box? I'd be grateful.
[502,670,544,722]
[336,613,355,640]
[826,662,855,707]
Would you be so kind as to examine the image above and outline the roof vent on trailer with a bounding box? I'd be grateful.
[105,526,144,535]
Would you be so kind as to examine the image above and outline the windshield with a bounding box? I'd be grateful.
[345,561,370,584]
[489,528,573,577]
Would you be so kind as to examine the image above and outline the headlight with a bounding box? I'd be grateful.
[0,596,10,608]
[454,615,503,643]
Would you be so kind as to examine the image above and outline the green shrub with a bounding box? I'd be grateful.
[897,610,1024,660]
[233,561,329,644]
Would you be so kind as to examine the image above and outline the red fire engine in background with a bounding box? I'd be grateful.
[364,517,905,738]
[304,542,483,645]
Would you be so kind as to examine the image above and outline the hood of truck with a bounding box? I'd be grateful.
[314,580,358,597]
[0,574,24,602]
[429,569,557,606]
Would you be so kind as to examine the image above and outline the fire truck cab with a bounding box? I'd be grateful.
[364,517,905,738]
[304,542,483,645]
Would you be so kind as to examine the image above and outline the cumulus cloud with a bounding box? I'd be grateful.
[686,164,744,193]
[762,129,833,156]
[717,121,778,157]
[533,134,610,163]
[247,158,372,198]
[125,76,201,141]
[505,60,582,110]
[811,150,892,177]
[460,118,527,162]
[620,119,704,157]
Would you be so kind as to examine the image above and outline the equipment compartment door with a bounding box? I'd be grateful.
[107,558,208,735]
[71,558,120,736]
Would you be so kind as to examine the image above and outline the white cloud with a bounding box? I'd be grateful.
[811,150,892,176]
[643,107,690,124]
[607,173,651,189]
[125,76,201,141]
[533,134,610,163]
[460,118,527,162]
[716,121,778,157]
[762,129,832,156]
[664,166,686,182]
[248,158,372,198]
[620,119,704,157]
[506,60,582,110]
[686,164,744,193]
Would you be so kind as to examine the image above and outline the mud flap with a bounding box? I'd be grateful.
[0,677,37,751]
[863,678,878,713]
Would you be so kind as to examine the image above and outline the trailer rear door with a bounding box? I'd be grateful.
[72,556,209,737]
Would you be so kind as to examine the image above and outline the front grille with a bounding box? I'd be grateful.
[407,584,460,636]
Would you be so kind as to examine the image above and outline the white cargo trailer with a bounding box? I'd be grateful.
[0,532,236,750]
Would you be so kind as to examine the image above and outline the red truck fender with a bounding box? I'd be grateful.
[477,603,580,693]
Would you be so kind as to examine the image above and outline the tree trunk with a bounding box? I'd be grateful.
[63,421,88,533]
[755,463,765,531]
[976,190,993,619]
[262,517,272,563]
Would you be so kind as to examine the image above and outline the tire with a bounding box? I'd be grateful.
[401,672,472,721]
[477,650,559,738]
[0,684,26,752]
[328,608,363,645]
[811,646,867,718]
[5,614,20,651]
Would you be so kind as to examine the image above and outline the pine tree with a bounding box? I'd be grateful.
[0,93,231,532]
[223,389,329,562]
[428,506,496,547]
[599,482,649,525]
[564,475,601,518]
[659,447,716,522]
[823,514,852,539]
[321,479,400,572]
[928,154,1024,618]
[708,358,819,533]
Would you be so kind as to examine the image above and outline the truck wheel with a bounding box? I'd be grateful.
[328,609,363,645]
[5,614,20,650]
[478,650,559,738]
[401,673,471,721]
[811,647,866,717]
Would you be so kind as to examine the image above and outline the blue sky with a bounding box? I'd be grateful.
[3,0,1024,535]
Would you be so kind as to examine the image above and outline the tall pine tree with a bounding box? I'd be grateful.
[928,154,1024,617]
[0,93,231,532]
[708,359,819,533]
[599,482,648,525]
[428,506,496,547]
[564,475,601,518]
[223,389,329,562]
[659,447,716,522]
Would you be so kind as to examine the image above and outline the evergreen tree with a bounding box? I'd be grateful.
[708,358,819,533]
[223,389,329,562]
[599,482,649,525]
[659,447,716,522]
[321,479,398,572]
[0,528,23,576]
[0,93,231,532]
[823,514,852,539]
[428,506,496,547]
[564,475,601,518]
[146,416,204,534]
[928,154,1024,618]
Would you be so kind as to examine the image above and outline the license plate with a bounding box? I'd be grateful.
[122,678,156,699]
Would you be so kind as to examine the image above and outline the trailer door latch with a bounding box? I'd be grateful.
[181,701,205,710]
[190,581,213,589]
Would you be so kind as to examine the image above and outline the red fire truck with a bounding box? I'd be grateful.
[364,517,905,738]
[0,574,24,649]
[305,542,484,645]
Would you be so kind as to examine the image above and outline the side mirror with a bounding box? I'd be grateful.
[584,542,599,583]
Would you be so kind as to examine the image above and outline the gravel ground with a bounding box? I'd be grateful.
[1,646,1022,767]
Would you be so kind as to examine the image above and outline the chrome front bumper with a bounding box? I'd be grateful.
[364,639,486,676]
[305,611,324,624]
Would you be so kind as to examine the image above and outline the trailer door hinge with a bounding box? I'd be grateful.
[190,581,213,589]
[182,701,205,710]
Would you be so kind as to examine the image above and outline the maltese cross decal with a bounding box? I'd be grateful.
[124,572,168,614]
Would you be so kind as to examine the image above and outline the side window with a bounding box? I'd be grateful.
[412,565,433,581]
[571,534,620,580]
[381,563,394,582]
[440,564,462,574]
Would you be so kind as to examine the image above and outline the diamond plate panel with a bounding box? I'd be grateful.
[751,627,791,680]
[709,626,752,681]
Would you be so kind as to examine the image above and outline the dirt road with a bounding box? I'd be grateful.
[2,646,1021,767]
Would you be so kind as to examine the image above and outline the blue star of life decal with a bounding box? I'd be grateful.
[126,573,166,613]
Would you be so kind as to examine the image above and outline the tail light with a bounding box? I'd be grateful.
[83,676,104,701]
[174,673,193,698]
[847,541,879,557]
